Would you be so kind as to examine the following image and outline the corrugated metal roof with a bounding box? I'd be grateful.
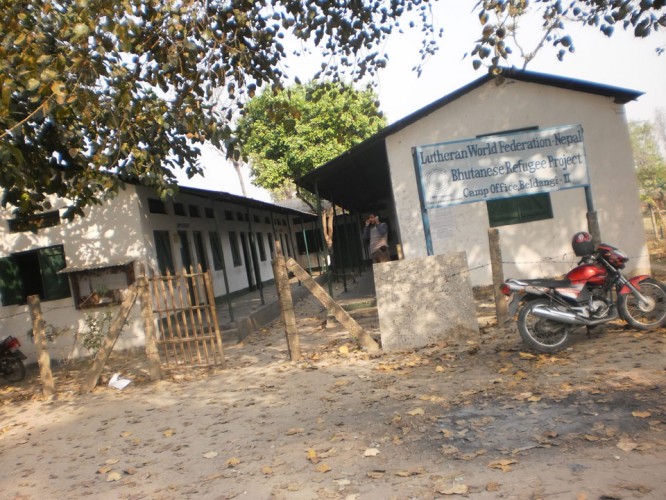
[295,68,643,212]
[58,258,135,274]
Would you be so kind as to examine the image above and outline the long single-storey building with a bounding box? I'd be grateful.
[297,69,649,285]
[0,183,320,361]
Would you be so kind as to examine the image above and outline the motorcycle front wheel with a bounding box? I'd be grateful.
[0,357,26,383]
[518,299,573,353]
[619,277,666,330]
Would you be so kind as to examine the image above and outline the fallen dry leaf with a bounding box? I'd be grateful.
[616,441,638,452]
[394,467,425,477]
[162,429,175,437]
[441,445,460,456]
[367,470,385,479]
[620,483,653,494]
[488,459,518,472]
[120,431,133,438]
[286,428,304,435]
[441,428,454,438]
[203,451,218,459]
[306,448,319,464]
[314,463,331,473]
[364,448,380,457]
[486,481,501,492]
[226,457,241,467]
[632,411,652,418]
[106,471,122,482]
[436,483,469,495]
[514,392,533,401]
[407,407,425,416]
[262,465,273,475]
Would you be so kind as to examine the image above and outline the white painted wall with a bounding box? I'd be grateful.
[133,186,313,296]
[0,187,148,362]
[0,185,319,364]
[385,78,648,285]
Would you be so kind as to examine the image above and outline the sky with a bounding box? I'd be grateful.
[176,2,666,201]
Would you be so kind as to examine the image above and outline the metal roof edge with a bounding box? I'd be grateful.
[296,68,643,188]
[175,185,317,218]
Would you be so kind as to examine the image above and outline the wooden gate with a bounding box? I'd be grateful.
[148,267,225,368]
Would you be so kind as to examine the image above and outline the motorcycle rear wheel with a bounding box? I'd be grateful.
[0,357,26,383]
[518,299,573,353]
[619,277,666,330]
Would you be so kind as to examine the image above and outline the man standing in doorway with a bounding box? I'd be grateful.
[362,214,390,263]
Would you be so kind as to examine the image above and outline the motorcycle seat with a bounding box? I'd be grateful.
[516,278,572,288]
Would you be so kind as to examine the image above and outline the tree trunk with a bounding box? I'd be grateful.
[232,159,248,197]
[322,206,334,252]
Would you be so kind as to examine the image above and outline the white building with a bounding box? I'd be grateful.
[0,184,320,362]
[297,69,649,284]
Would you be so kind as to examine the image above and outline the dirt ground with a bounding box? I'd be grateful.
[1,251,666,499]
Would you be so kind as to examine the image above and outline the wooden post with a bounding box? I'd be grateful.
[285,257,380,352]
[204,269,226,368]
[488,229,508,325]
[272,244,301,361]
[79,286,138,393]
[27,295,55,399]
[137,272,162,381]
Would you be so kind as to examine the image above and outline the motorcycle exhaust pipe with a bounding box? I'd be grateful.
[532,306,584,325]
[532,306,618,326]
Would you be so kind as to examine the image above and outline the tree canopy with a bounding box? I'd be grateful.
[234,82,386,203]
[630,120,666,205]
[1,0,664,218]
[471,0,665,72]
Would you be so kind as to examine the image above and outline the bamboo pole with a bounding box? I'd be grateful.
[285,258,380,352]
[79,287,138,393]
[136,272,162,381]
[488,228,508,324]
[272,241,301,361]
[27,295,55,398]
[204,268,226,367]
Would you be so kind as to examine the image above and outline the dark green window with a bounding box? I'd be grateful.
[0,245,71,306]
[228,231,242,267]
[209,232,224,270]
[148,198,167,214]
[193,231,208,272]
[267,233,275,257]
[256,232,266,261]
[487,193,553,227]
[153,230,175,275]
[8,211,61,233]
[173,203,186,216]
[296,228,323,254]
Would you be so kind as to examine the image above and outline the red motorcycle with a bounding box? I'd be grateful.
[500,232,666,353]
[0,336,27,383]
